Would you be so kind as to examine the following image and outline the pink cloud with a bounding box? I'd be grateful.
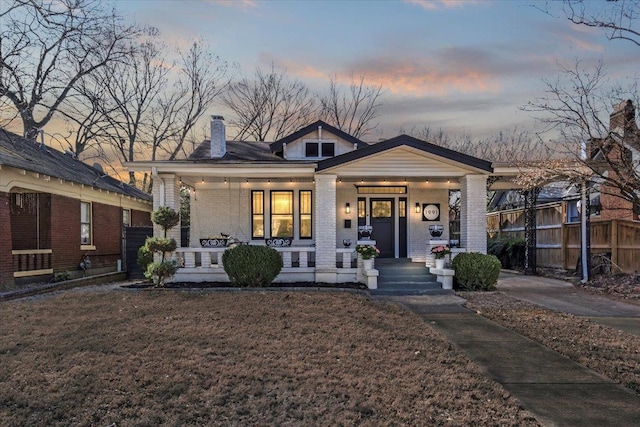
[278,59,500,97]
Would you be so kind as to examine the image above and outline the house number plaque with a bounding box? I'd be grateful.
[422,203,440,221]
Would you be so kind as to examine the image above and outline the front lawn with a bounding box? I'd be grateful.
[0,290,538,426]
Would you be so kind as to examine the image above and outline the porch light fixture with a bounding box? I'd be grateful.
[415,202,421,213]
[345,203,351,214]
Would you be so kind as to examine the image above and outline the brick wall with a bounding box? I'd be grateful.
[50,196,126,271]
[0,192,14,288]
[50,194,81,271]
[93,202,122,256]
[131,209,152,226]
[460,175,487,253]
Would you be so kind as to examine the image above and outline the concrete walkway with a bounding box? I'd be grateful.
[378,273,640,426]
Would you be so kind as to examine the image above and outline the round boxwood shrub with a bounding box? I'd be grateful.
[222,245,283,287]
[451,252,501,291]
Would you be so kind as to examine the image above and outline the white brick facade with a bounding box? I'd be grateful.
[153,173,181,242]
[314,174,337,282]
[460,174,487,253]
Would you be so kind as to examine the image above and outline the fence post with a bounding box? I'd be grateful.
[610,219,618,267]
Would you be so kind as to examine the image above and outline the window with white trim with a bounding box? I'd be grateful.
[80,202,92,245]
[122,209,131,227]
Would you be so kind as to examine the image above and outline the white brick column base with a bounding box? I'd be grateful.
[314,174,337,283]
[460,174,487,254]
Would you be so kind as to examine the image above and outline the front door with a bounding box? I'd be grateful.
[370,199,394,258]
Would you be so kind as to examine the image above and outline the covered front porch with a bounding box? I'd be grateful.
[137,136,493,286]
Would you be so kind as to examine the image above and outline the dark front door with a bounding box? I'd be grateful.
[370,199,394,258]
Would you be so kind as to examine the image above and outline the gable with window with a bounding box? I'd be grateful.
[304,140,336,159]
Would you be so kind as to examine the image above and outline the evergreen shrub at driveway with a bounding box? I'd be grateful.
[488,238,525,269]
[452,252,501,291]
[222,245,283,287]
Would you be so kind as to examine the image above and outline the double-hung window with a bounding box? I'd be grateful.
[299,190,312,239]
[80,202,92,245]
[251,191,264,238]
[271,191,293,238]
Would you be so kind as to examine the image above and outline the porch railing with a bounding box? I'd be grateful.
[12,249,53,278]
[174,246,358,283]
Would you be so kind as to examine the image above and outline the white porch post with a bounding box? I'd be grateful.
[152,173,181,243]
[314,174,337,283]
[460,174,487,253]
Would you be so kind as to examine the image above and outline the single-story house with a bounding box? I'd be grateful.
[0,129,152,289]
[127,117,514,286]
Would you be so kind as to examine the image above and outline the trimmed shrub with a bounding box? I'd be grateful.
[488,238,525,269]
[145,261,177,286]
[137,245,153,272]
[151,206,180,237]
[145,206,179,287]
[222,245,283,287]
[452,252,501,291]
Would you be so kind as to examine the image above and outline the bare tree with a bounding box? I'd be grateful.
[523,59,640,211]
[406,124,549,163]
[97,36,171,186]
[563,0,640,47]
[319,75,384,139]
[223,64,317,141]
[153,40,229,161]
[0,0,138,140]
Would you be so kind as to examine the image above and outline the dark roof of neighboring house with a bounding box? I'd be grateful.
[188,140,285,162]
[488,181,580,211]
[0,128,151,201]
[269,120,367,152]
[317,134,493,172]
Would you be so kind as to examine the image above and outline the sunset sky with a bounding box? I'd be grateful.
[65,1,640,141]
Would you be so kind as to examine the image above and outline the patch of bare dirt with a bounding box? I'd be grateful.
[537,268,640,302]
[462,291,640,394]
[0,291,538,426]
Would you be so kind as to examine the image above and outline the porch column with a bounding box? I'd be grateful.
[152,173,181,244]
[314,174,337,283]
[460,174,487,253]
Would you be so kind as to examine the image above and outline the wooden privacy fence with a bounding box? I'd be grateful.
[487,202,640,274]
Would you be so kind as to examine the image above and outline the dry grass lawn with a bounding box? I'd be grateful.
[1,289,538,426]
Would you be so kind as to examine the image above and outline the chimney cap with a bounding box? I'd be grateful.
[211,115,225,121]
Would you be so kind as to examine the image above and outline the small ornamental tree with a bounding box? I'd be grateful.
[144,206,180,286]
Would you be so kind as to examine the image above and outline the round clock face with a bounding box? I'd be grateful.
[423,204,440,221]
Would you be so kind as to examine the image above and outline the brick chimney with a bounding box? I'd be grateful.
[210,115,226,158]
[610,100,637,135]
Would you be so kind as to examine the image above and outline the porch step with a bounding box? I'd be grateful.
[373,258,451,296]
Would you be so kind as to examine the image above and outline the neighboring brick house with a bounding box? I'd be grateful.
[490,101,640,222]
[127,117,501,287]
[0,129,152,289]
